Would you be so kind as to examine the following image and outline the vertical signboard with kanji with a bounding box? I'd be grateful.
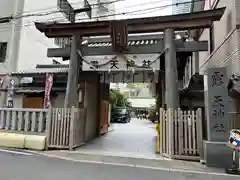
[205,67,230,142]
[44,73,53,109]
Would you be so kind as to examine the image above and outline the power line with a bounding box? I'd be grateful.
[0,0,124,23]
[26,0,167,22]
[0,0,205,34]
[13,0,167,20]
[13,1,120,19]
[9,0,204,21]
[64,0,206,23]
[18,0,125,16]
[109,0,167,12]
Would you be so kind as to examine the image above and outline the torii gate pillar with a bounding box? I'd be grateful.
[64,35,81,108]
[164,29,179,109]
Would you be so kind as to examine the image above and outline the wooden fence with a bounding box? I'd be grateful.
[0,108,48,133]
[47,108,86,150]
[160,108,203,160]
[69,108,86,150]
[0,107,86,150]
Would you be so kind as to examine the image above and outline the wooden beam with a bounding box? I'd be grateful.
[84,34,165,42]
[35,7,225,38]
[47,40,208,57]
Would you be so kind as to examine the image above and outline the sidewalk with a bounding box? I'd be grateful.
[38,150,226,174]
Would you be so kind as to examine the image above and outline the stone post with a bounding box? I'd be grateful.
[64,35,81,108]
[203,67,239,168]
[164,29,179,108]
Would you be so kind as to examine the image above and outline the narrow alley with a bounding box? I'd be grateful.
[77,118,159,159]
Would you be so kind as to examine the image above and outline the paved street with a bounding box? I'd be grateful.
[0,150,239,180]
[77,118,158,158]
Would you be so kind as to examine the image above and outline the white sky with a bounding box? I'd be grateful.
[68,0,173,21]
[113,0,173,19]
[22,0,174,23]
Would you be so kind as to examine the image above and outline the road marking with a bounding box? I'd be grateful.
[136,165,240,177]
[0,149,34,156]
[37,153,134,167]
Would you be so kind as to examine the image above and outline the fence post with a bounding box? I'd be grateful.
[69,107,75,150]
[45,108,52,150]
[82,108,87,143]
[196,108,203,159]
[159,108,163,153]
[178,108,184,155]
[168,108,174,158]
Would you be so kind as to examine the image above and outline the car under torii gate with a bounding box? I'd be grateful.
[35,7,225,109]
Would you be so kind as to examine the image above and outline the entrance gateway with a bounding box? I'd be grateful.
[34,8,225,156]
[35,7,225,109]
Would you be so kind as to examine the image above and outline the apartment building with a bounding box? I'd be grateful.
[198,0,240,75]
[0,0,115,73]
[172,0,192,14]
[179,0,240,114]
[181,0,240,91]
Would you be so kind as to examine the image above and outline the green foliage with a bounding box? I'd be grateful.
[109,89,131,112]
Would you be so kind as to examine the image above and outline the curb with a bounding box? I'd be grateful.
[34,151,240,177]
[0,132,46,150]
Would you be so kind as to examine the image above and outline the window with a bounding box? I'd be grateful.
[0,42,7,63]
[209,24,215,53]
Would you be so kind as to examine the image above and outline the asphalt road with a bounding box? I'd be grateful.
[0,150,239,180]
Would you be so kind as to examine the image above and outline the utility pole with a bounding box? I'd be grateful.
[57,0,92,107]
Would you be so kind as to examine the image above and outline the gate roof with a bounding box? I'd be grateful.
[35,7,225,38]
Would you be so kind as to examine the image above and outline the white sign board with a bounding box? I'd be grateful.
[82,54,161,71]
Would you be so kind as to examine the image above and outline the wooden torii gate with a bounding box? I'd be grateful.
[35,7,225,108]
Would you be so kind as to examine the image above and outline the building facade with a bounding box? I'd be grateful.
[0,0,115,73]
[198,0,240,75]
[181,0,240,106]
[172,0,192,14]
